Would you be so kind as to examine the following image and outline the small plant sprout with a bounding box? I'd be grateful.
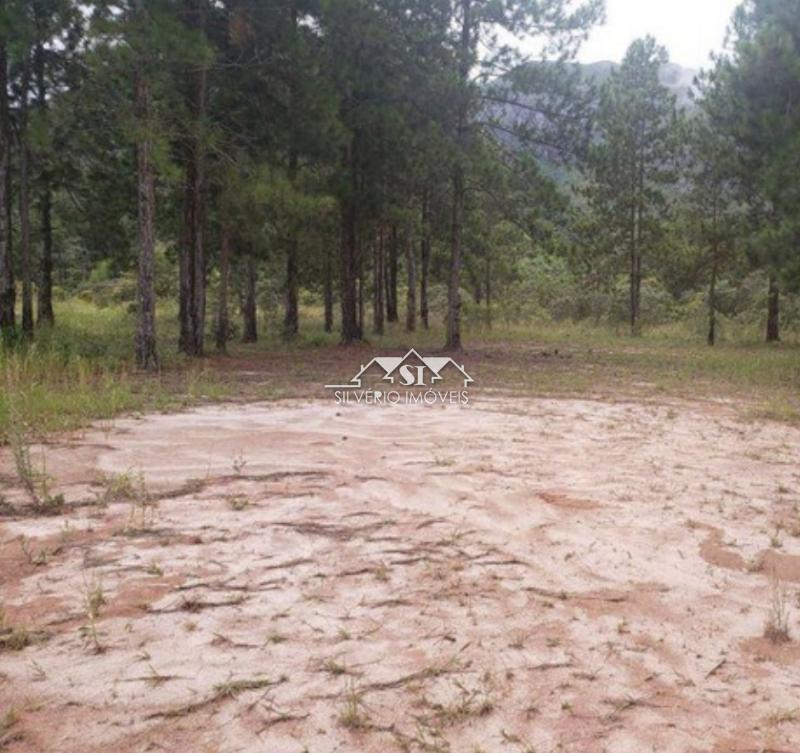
[232,452,247,476]
[80,572,107,653]
[123,471,157,531]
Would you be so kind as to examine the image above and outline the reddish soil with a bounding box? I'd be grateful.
[1,396,799,752]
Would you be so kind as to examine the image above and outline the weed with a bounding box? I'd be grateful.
[227,495,249,511]
[123,471,157,531]
[18,536,48,566]
[323,659,348,676]
[0,707,20,747]
[98,469,142,507]
[28,660,47,681]
[400,723,450,753]
[79,572,106,653]
[214,676,275,698]
[339,680,368,729]
[764,577,791,644]
[145,664,174,687]
[6,420,64,513]
[765,707,800,726]
[232,452,247,476]
[427,678,495,727]
[0,608,30,652]
[85,576,107,618]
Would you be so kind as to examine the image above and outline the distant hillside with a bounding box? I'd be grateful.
[579,60,698,106]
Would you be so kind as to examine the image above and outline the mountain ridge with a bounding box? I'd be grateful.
[578,60,698,105]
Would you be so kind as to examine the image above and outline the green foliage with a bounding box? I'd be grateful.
[706,0,800,289]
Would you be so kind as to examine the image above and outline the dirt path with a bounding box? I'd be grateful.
[1,397,799,752]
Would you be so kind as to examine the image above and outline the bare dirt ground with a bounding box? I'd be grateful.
[2,396,800,753]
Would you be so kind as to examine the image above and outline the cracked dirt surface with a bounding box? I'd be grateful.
[1,397,800,753]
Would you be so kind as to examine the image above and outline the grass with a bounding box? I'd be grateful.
[0,299,226,440]
[0,297,798,448]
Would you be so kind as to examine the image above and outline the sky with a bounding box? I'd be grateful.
[572,0,742,69]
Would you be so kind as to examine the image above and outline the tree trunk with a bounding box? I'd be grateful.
[629,248,641,335]
[34,31,53,327]
[339,134,361,344]
[386,224,398,323]
[283,2,299,340]
[215,217,230,352]
[241,252,257,343]
[419,191,430,329]
[766,274,780,342]
[707,249,717,347]
[323,243,333,333]
[485,252,492,328]
[629,136,645,336]
[284,229,299,339]
[0,20,13,341]
[133,52,159,370]
[373,226,384,335]
[447,163,464,350]
[629,195,642,336]
[446,0,471,351]
[18,58,34,338]
[405,233,416,332]
[357,241,365,336]
[178,0,207,356]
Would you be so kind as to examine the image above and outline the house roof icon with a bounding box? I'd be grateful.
[325,348,474,389]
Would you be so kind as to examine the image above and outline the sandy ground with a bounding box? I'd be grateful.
[1,396,800,753]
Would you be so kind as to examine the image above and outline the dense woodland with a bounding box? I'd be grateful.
[0,0,798,369]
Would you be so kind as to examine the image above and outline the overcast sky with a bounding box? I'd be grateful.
[570,0,742,69]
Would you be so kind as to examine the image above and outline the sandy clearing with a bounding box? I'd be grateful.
[1,397,799,753]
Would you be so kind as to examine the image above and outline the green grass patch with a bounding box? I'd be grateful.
[1,298,799,441]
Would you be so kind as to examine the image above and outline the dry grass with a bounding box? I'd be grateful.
[764,577,791,644]
[149,676,283,719]
[339,680,369,730]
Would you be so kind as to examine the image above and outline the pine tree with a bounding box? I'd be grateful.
[0,0,12,341]
[584,36,679,335]
[707,0,800,342]
[442,0,603,349]
[684,114,742,345]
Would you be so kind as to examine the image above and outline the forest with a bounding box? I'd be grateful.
[0,0,797,373]
[3,3,800,752]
